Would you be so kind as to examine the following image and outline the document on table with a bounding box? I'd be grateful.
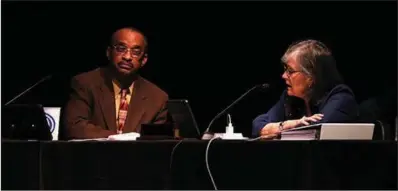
[69,132,141,141]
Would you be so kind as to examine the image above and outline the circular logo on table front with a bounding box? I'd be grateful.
[45,113,56,133]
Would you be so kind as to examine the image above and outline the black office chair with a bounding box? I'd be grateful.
[358,97,393,140]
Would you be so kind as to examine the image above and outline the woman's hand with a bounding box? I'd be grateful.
[260,133,279,140]
[283,114,324,130]
[259,114,323,137]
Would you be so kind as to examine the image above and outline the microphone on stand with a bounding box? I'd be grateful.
[201,83,270,140]
[5,75,52,106]
[3,74,53,141]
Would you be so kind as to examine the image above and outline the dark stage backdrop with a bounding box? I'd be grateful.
[2,1,397,137]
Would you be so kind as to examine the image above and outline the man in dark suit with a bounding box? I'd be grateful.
[63,27,169,139]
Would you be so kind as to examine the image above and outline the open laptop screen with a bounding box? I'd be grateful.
[167,99,200,138]
[3,104,52,140]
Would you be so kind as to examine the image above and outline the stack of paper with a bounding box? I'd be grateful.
[280,124,321,140]
[280,129,318,140]
[108,132,140,140]
[69,132,141,141]
[69,138,109,141]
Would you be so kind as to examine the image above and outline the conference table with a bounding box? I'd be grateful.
[2,139,397,190]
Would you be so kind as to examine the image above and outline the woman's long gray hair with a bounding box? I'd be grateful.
[281,39,344,105]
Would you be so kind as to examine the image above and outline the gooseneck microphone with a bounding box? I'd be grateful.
[5,75,52,106]
[202,83,270,136]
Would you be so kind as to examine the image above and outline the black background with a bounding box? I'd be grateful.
[2,1,396,137]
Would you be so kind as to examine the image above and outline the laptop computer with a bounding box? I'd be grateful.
[139,123,176,140]
[43,107,62,140]
[2,104,53,140]
[281,123,375,140]
[319,123,374,140]
[166,99,201,138]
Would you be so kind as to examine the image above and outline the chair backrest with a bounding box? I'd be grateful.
[358,98,391,140]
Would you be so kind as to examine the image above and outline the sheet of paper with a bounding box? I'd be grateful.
[108,132,141,140]
[282,123,322,132]
[69,138,109,141]
[68,132,141,141]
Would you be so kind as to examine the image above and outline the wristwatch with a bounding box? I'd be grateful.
[278,121,284,132]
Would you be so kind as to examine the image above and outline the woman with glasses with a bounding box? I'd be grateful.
[252,39,359,138]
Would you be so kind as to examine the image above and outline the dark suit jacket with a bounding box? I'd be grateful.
[63,67,169,139]
[252,84,359,137]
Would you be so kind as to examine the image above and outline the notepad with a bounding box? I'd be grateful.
[69,132,141,141]
[108,132,141,140]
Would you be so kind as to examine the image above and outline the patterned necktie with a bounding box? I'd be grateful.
[117,89,129,134]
